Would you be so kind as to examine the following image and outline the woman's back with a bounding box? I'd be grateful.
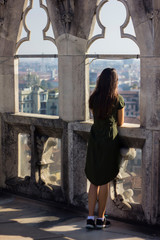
[85,68,125,229]
[85,68,125,186]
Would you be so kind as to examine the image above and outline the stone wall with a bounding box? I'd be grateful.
[0,112,157,224]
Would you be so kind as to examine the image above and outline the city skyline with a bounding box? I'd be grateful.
[18,58,140,121]
[18,0,140,55]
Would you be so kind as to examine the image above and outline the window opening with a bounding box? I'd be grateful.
[18,57,58,115]
[88,0,139,54]
[87,0,140,124]
[89,58,140,124]
[16,0,59,116]
[17,0,57,54]
[18,133,31,178]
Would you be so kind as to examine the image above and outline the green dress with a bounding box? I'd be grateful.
[85,94,125,186]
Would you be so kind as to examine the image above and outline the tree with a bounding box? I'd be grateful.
[41,80,48,90]
[26,72,40,87]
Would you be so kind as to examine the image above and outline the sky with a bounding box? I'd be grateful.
[18,0,140,55]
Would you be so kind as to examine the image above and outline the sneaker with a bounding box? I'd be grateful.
[86,219,95,229]
[104,213,108,219]
[105,219,111,228]
[96,218,111,229]
[104,213,111,228]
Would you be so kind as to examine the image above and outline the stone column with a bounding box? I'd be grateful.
[0,55,19,188]
[0,116,4,187]
[140,57,160,129]
[0,57,19,113]
[140,57,160,224]
[72,130,88,207]
[0,0,26,188]
[126,0,160,224]
[56,34,89,121]
[0,0,25,112]
[46,0,97,121]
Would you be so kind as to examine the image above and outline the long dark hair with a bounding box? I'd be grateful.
[89,68,118,119]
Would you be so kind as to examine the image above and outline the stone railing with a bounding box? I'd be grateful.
[0,113,148,223]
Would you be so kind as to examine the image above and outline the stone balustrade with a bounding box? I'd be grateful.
[0,112,150,223]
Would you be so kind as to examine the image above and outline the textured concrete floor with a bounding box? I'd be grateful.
[0,192,160,240]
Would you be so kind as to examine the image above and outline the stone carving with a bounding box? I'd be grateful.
[57,0,74,31]
[36,135,49,165]
[5,135,61,198]
[110,148,137,211]
[0,0,7,5]
[118,148,136,179]
[147,9,160,21]
[36,136,60,186]
[0,17,4,27]
[36,136,57,165]
[0,0,7,26]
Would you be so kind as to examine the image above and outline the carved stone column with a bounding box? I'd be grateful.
[0,0,25,187]
[0,0,25,113]
[127,0,160,224]
[46,0,98,121]
[56,34,89,121]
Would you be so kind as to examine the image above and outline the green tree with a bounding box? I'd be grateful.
[41,80,48,90]
[26,72,40,87]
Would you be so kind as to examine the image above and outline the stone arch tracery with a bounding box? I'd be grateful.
[87,0,139,50]
[16,0,56,52]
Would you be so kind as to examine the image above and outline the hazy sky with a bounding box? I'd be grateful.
[18,0,140,55]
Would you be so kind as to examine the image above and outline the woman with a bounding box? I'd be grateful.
[85,68,125,229]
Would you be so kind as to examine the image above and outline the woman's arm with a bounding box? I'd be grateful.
[117,108,124,126]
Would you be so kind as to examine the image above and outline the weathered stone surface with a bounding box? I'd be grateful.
[72,129,87,206]
[57,35,89,121]
[46,0,97,39]
[141,130,153,222]
[0,0,25,55]
[0,59,18,113]
[128,0,160,56]
[46,1,94,122]
[0,116,4,187]
[140,57,160,129]
[150,131,160,224]
[56,34,87,55]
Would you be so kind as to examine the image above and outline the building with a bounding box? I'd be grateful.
[119,90,139,117]
[19,86,59,115]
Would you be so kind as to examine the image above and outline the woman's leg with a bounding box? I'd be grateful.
[98,183,109,218]
[88,183,99,216]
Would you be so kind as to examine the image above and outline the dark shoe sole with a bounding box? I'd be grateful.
[96,223,111,229]
[96,224,106,229]
[86,224,95,229]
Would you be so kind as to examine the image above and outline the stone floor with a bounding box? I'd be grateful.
[0,192,160,240]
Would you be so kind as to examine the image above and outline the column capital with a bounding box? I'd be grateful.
[56,34,87,55]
